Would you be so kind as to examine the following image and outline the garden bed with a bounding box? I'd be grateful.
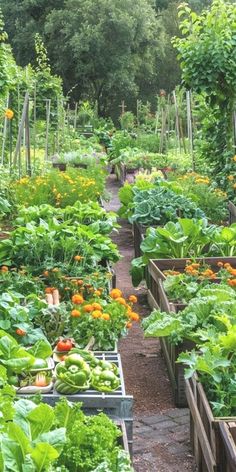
[21,352,134,455]
[219,421,236,472]
[185,373,236,472]
[147,257,236,312]
[229,201,236,225]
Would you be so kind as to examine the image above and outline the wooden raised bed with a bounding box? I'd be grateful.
[147,257,236,408]
[120,164,168,185]
[219,422,236,472]
[133,221,147,258]
[186,374,236,472]
[52,163,67,171]
[147,257,236,313]
[229,201,236,225]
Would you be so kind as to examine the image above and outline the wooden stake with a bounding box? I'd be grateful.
[45,99,51,162]
[25,98,31,176]
[74,102,78,130]
[186,90,194,170]
[172,90,181,152]
[1,94,9,165]
[14,92,29,169]
[119,100,126,116]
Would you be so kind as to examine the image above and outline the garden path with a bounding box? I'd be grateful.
[104,175,196,472]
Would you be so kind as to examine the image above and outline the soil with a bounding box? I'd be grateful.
[104,175,196,471]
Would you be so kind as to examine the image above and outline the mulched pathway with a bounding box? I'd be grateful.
[104,175,196,472]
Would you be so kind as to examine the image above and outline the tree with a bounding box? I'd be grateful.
[0,0,62,65]
[173,0,236,176]
[44,0,160,114]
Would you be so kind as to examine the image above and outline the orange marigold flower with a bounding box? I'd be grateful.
[129,295,138,304]
[1,266,8,272]
[77,279,83,286]
[217,262,224,267]
[129,312,140,322]
[126,322,132,329]
[92,310,102,319]
[92,302,102,311]
[5,109,14,120]
[43,270,49,277]
[45,287,54,294]
[228,278,236,287]
[72,294,84,305]
[83,304,94,313]
[74,255,83,262]
[115,297,127,306]
[71,309,81,317]
[229,269,236,276]
[102,313,110,321]
[192,263,200,269]
[94,290,101,296]
[110,288,122,299]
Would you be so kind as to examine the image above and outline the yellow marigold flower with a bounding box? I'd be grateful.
[228,175,234,181]
[232,156,236,162]
[233,183,236,189]
[5,109,14,120]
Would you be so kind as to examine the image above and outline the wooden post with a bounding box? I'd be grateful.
[136,99,140,126]
[159,108,167,154]
[172,90,181,152]
[119,100,126,116]
[1,94,9,165]
[25,98,31,176]
[186,90,195,170]
[33,82,37,165]
[14,92,29,169]
[74,102,78,130]
[45,99,51,162]
[56,98,60,153]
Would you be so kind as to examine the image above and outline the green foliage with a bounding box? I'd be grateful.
[131,220,236,286]
[173,0,236,175]
[0,219,120,275]
[119,112,136,131]
[55,400,133,471]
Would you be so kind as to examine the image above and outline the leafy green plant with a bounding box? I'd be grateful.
[131,218,217,286]
[15,201,119,235]
[0,394,66,471]
[128,186,205,225]
[54,399,133,472]
[142,284,236,345]
[0,219,120,275]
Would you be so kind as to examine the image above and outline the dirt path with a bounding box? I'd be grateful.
[104,175,196,472]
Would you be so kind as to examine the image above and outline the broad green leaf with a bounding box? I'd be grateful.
[31,443,59,472]
[27,404,54,440]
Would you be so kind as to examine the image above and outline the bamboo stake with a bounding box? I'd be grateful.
[33,82,37,166]
[14,92,29,169]
[74,102,78,130]
[186,90,194,170]
[172,90,181,152]
[1,94,9,165]
[25,98,31,176]
[45,99,51,162]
